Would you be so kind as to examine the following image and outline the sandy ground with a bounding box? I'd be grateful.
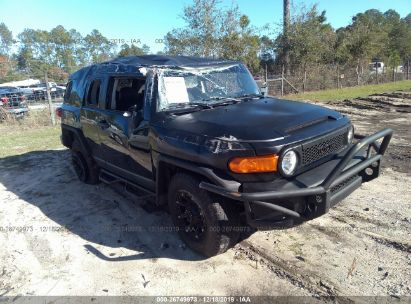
[0,91,410,299]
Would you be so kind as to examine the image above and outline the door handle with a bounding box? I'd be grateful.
[98,120,109,129]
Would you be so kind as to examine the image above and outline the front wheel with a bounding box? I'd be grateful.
[168,174,240,257]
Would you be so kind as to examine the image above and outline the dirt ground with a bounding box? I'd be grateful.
[0,91,410,300]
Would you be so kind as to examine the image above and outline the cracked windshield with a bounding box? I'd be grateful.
[157,63,261,111]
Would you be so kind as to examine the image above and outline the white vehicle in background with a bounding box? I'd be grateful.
[394,65,404,73]
[369,61,385,74]
[0,78,40,88]
[369,61,404,74]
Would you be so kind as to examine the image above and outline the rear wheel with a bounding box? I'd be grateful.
[168,174,240,257]
[71,140,100,184]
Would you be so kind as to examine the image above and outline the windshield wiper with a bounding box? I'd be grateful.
[168,96,246,112]
[166,102,212,112]
[199,96,242,107]
[188,102,213,109]
[236,93,265,99]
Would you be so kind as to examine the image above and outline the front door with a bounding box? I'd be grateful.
[97,76,154,190]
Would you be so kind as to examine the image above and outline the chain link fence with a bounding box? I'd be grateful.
[260,63,411,96]
[0,75,64,123]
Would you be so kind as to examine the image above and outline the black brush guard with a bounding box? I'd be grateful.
[199,128,393,227]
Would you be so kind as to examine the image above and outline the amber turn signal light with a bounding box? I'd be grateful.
[229,154,279,173]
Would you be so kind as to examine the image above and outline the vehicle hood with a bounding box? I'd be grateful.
[158,97,346,143]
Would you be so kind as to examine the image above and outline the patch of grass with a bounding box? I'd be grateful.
[1,109,55,127]
[0,109,63,158]
[0,126,63,158]
[284,80,411,102]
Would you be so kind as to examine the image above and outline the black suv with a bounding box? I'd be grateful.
[60,55,393,257]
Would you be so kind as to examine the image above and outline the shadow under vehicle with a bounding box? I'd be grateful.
[0,150,205,262]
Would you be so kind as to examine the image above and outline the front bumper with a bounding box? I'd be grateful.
[199,128,393,228]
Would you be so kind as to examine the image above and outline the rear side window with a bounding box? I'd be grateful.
[86,80,101,106]
[63,80,81,106]
[63,81,73,104]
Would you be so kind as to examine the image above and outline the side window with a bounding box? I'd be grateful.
[63,81,81,107]
[107,77,146,112]
[86,80,101,106]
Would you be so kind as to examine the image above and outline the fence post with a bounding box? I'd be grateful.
[337,65,340,89]
[375,63,378,84]
[302,69,306,93]
[281,65,284,96]
[45,72,56,126]
[407,60,410,80]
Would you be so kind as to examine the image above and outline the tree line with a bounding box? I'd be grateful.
[0,0,410,83]
[0,26,151,82]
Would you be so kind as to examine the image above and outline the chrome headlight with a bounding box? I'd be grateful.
[281,150,298,176]
[347,125,354,144]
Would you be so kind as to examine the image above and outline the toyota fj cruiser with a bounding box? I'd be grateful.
[59,55,393,257]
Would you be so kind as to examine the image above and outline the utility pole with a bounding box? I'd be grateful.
[45,71,56,126]
[283,0,290,76]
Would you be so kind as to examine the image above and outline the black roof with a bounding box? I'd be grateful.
[103,55,239,67]
[70,55,240,80]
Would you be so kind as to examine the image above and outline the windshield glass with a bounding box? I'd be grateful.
[157,63,260,111]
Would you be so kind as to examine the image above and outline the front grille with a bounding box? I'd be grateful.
[330,175,359,194]
[301,131,347,166]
